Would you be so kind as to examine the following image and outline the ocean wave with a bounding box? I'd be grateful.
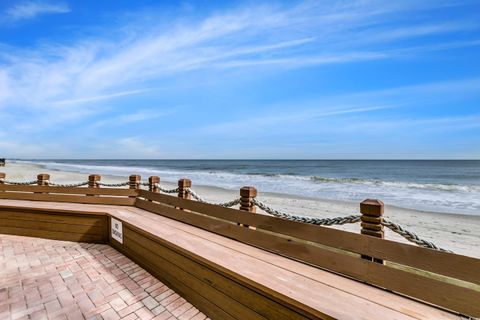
[11,160,480,215]
[310,176,480,193]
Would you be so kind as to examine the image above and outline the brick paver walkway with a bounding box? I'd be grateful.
[0,234,208,320]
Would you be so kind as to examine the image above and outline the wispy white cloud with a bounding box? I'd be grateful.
[91,108,177,128]
[1,0,478,118]
[200,105,392,135]
[198,78,480,136]
[5,1,69,21]
[54,89,152,106]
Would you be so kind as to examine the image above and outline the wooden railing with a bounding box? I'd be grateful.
[0,172,479,317]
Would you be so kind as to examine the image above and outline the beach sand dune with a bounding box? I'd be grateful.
[1,162,479,258]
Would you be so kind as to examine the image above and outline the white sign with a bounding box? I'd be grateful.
[111,218,123,244]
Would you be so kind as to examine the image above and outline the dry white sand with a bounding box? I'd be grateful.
[1,161,479,258]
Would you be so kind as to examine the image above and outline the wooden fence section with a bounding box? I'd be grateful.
[137,191,479,283]
[0,184,137,206]
[0,206,108,243]
[0,174,479,318]
[136,190,480,317]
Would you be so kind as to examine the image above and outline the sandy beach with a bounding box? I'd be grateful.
[1,161,479,258]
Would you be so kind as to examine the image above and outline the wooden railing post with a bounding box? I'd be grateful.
[88,174,101,197]
[240,187,257,213]
[89,174,101,188]
[360,199,384,263]
[37,173,50,186]
[239,187,257,228]
[149,176,160,193]
[129,175,141,199]
[36,173,50,194]
[178,179,191,200]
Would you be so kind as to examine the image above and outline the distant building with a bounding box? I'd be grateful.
[0,158,5,166]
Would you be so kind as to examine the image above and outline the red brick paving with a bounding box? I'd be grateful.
[0,234,208,320]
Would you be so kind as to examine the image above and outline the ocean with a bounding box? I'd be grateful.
[19,159,480,215]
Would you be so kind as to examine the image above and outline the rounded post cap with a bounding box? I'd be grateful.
[0,172,5,178]
[178,178,192,188]
[360,199,384,216]
[149,176,160,183]
[240,186,257,198]
[88,174,101,181]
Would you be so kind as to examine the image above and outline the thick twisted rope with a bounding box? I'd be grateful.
[3,180,38,185]
[186,188,241,208]
[253,198,447,251]
[141,182,179,193]
[252,198,361,226]
[382,219,450,252]
[158,185,180,194]
[96,181,130,187]
[48,181,89,188]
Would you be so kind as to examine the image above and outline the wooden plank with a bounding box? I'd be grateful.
[122,226,312,320]
[0,202,110,217]
[0,191,135,206]
[137,190,480,285]
[0,218,105,235]
[0,226,104,243]
[111,237,242,320]
[112,208,425,320]
[125,206,460,320]
[0,184,137,196]
[135,199,480,317]
[122,228,273,320]
[0,209,106,226]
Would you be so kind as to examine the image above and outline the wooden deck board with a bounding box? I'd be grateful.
[0,199,463,320]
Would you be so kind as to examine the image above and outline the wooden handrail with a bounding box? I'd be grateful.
[137,189,480,285]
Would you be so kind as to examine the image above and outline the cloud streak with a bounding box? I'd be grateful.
[2,0,478,116]
[5,1,69,21]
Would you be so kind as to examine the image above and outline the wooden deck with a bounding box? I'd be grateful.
[0,198,470,320]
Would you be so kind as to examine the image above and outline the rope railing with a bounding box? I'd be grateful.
[186,188,241,208]
[382,219,451,252]
[96,181,130,187]
[3,180,38,185]
[252,197,447,251]
[252,198,361,226]
[48,181,90,188]
[0,174,449,252]
[159,186,179,194]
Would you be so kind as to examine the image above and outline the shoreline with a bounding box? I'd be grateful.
[1,161,479,257]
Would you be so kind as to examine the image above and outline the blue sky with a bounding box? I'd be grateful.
[0,0,479,159]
